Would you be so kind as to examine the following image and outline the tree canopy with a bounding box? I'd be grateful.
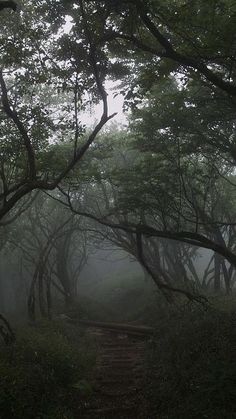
[1,0,236,303]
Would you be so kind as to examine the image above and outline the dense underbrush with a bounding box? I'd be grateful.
[146,301,236,419]
[0,321,96,418]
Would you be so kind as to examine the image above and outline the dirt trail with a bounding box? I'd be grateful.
[80,323,152,418]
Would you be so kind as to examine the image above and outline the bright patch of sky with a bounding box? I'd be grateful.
[62,16,128,128]
[62,15,73,34]
[81,81,128,127]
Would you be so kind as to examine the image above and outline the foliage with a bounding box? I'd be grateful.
[0,0,115,222]
[64,123,236,295]
[146,303,236,418]
[0,321,96,418]
[100,0,236,98]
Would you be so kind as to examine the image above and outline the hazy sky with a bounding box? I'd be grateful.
[80,81,128,127]
[63,16,128,128]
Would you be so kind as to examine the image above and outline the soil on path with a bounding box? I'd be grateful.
[79,323,152,419]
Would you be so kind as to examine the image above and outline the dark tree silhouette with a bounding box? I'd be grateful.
[0,1,17,11]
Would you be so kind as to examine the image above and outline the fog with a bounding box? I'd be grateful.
[0,2,236,418]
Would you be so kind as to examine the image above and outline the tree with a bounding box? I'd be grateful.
[0,0,115,223]
[0,1,17,12]
[0,0,116,331]
[1,0,236,317]
[96,0,236,96]
[2,192,91,320]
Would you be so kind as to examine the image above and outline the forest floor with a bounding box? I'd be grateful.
[1,295,236,418]
[76,321,152,418]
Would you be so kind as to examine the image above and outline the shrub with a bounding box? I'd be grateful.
[146,304,236,419]
[0,321,96,418]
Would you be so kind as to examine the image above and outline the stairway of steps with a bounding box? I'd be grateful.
[80,326,150,419]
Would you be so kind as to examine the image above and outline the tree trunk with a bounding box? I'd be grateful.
[46,278,52,319]
[214,253,221,293]
[38,264,47,318]
[222,261,232,295]
[27,263,39,322]
[0,313,15,345]
[28,279,36,323]
[56,251,74,309]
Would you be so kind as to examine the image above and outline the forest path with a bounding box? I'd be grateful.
[78,321,153,418]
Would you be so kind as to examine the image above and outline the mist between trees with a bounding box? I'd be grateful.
[0,0,235,322]
[0,1,236,418]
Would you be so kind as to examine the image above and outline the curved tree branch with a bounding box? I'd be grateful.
[136,231,208,304]
[103,0,236,96]
[0,70,36,180]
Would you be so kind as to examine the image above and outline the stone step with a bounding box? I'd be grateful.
[97,387,142,397]
[100,354,144,361]
[102,342,145,348]
[81,404,138,416]
[80,324,147,418]
[97,377,135,384]
[96,371,143,380]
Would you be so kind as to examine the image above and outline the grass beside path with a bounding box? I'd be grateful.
[0,320,96,419]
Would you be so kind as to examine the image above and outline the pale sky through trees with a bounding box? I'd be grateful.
[81,81,127,127]
[63,15,127,128]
